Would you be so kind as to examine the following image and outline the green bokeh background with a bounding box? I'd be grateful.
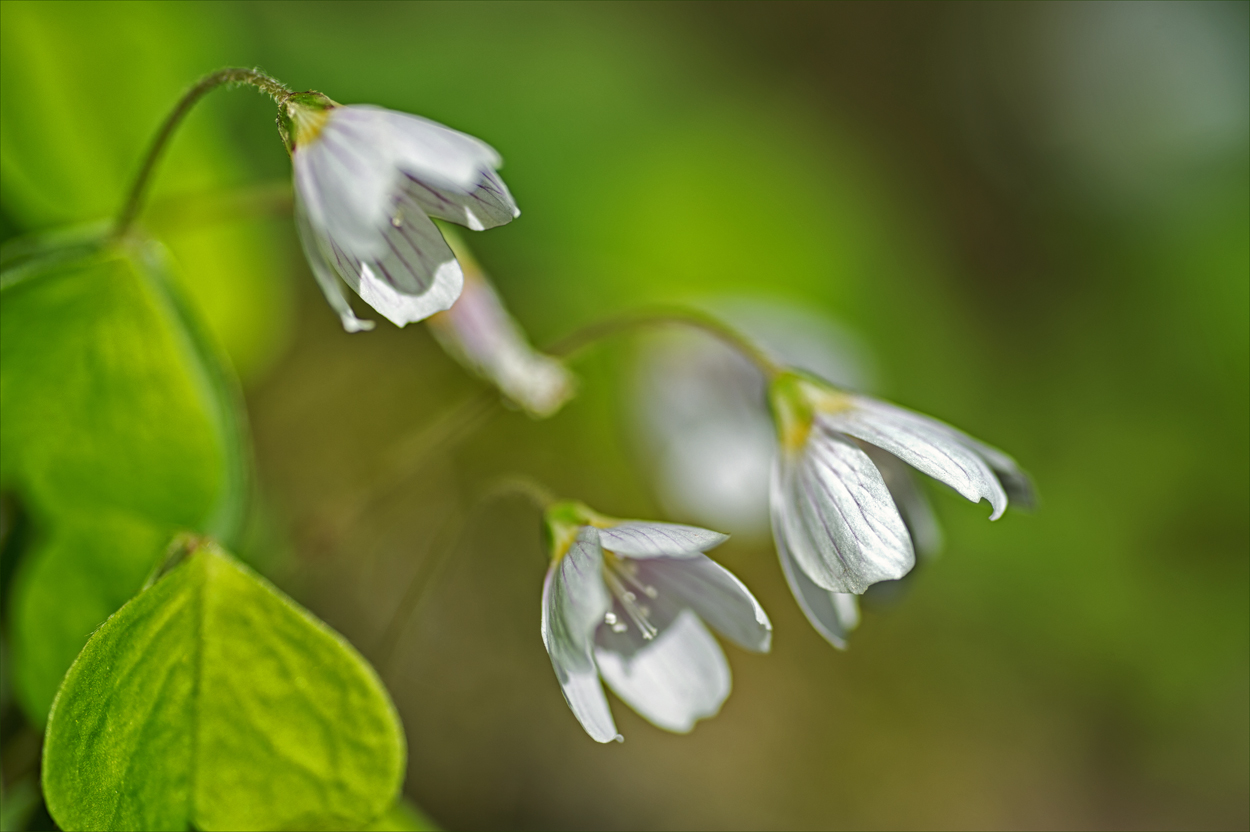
[1,2,1246,829]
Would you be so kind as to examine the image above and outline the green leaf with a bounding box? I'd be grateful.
[362,799,441,831]
[9,510,168,727]
[0,1,293,378]
[2,237,249,723]
[0,238,246,529]
[43,543,406,832]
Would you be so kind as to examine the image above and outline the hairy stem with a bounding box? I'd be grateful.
[546,305,782,378]
[114,67,291,238]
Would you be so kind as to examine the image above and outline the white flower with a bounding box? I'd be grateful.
[631,298,876,537]
[769,371,1034,614]
[279,92,519,331]
[427,233,574,418]
[540,501,772,742]
[631,301,950,648]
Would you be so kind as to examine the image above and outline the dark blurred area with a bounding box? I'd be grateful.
[2,2,1247,829]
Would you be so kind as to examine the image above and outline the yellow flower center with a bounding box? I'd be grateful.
[291,104,332,147]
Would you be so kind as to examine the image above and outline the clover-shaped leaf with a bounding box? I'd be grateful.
[43,542,405,831]
[2,237,248,724]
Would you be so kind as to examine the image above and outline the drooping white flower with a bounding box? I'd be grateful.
[769,370,1035,606]
[427,233,574,418]
[279,91,519,332]
[631,298,876,537]
[540,501,772,742]
[631,301,949,648]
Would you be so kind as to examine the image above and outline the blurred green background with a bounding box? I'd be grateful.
[1,1,1246,829]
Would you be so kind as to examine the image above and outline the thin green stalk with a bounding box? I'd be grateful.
[373,474,558,673]
[303,389,501,559]
[546,305,782,378]
[114,67,291,239]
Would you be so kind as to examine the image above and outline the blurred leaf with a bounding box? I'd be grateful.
[0,0,292,378]
[363,799,441,831]
[43,542,406,832]
[0,775,40,832]
[9,510,168,726]
[0,236,246,536]
[1,236,248,723]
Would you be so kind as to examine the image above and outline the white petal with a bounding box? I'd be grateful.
[952,434,1037,510]
[363,106,503,190]
[555,663,619,744]
[773,522,860,650]
[595,610,730,734]
[598,521,729,559]
[774,429,915,594]
[317,191,464,327]
[822,398,1009,519]
[293,199,375,332]
[427,270,572,417]
[403,167,519,231]
[541,528,618,742]
[643,556,772,653]
[859,443,944,559]
[293,110,395,256]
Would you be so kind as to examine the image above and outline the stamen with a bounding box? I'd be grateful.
[612,558,660,599]
[602,556,658,640]
[603,610,627,633]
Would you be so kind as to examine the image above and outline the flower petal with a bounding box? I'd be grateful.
[294,199,376,333]
[595,610,730,734]
[317,189,465,327]
[294,110,395,256]
[598,521,729,559]
[367,106,503,190]
[642,556,772,653]
[541,528,618,742]
[774,527,860,650]
[822,398,1010,519]
[859,443,944,559]
[560,667,620,743]
[427,267,572,418]
[403,167,519,232]
[953,435,1037,510]
[774,428,915,594]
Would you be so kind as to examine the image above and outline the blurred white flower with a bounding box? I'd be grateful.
[428,235,574,418]
[632,300,958,648]
[540,501,771,742]
[632,299,874,538]
[768,371,1035,601]
[279,91,519,331]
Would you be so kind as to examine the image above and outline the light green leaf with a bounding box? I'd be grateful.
[9,510,168,726]
[362,799,441,831]
[2,237,248,723]
[0,238,245,529]
[43,542,406,832]
[0,1,292,378]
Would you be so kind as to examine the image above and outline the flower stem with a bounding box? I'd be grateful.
[302,389,500,560]
[373,473,559,673]
[546,305,782,378]
[478,474,559,512]
[374,501,469,675]
[113,67,291,239]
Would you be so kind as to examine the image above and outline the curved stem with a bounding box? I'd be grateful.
[477,474,559,513]
[114,67,291,239]
[303,389,500,559]
[374,501,468,674]
[546,305,782,378]
[373,473,555,673]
